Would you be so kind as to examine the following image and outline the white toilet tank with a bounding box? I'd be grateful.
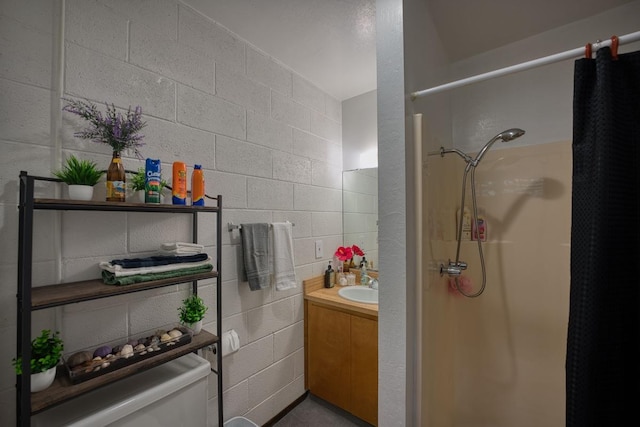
[32,352,210,427]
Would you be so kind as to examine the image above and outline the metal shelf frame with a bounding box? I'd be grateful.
[16,171,224,426]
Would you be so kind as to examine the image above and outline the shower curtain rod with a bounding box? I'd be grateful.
[410,30,640,99]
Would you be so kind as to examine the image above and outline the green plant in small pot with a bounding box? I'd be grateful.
[12,329,64,392]
[129,167,168,203]
[53,155,104,201]
[178,295,208,335]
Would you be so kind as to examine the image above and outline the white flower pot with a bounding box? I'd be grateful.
[31,366,56,392]
[189,320,203,335]
[68,185,94,201]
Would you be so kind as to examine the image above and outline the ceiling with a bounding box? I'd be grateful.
[183,0,634,102]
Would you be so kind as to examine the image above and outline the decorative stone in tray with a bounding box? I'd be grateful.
[64,326,192,384]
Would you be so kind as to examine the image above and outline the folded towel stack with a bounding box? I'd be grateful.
[99,253,213,285]
[160,242,205,255]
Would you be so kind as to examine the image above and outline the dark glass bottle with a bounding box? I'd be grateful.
[324,262,334,288]
[106,151,126,202]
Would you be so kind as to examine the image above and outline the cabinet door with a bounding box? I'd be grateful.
[307,303,351,410]
[350,315,378,426]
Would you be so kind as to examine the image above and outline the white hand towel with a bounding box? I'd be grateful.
[160,242,204,254]
[270,222,297,291]
[161,242,204,251]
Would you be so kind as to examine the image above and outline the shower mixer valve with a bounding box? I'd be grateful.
[440,260,467,277]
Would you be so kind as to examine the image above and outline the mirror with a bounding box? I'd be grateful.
[342,168,378,270]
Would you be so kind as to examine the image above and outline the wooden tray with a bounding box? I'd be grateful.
[65,326,192,384]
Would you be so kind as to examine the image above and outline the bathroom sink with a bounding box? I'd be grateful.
[338,286,378,304]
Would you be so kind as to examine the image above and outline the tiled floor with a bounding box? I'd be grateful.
[272,394,373,427]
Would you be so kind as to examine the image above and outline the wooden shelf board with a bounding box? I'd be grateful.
[33,198,219,213]
[31,331,218,414]
[31,272,218,309]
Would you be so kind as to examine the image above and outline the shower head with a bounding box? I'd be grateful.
[473,128,525,165]
[498,128,526,142]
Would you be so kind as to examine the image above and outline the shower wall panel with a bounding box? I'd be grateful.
[425,141,571,427]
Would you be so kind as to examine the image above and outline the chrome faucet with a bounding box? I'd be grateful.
[363,275,378,290]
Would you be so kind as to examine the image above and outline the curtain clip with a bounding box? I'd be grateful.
[584,43,592,59]
[610,35,619,60]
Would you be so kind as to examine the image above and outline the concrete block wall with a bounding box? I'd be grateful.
[0,0,342,425]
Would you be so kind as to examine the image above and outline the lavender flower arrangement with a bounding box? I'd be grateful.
[63,98,147,158]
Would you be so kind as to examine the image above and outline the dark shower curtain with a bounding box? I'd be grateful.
[567,46,640,426]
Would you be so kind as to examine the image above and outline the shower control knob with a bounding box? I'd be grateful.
[440,260,467,277]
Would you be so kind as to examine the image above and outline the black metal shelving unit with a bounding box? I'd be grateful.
[16,171,224,426]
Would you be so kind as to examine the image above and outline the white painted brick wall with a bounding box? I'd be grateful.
[273,153,311,184]
[65,0,127,61]
[0,141,52,205]
[178,6,245,72]
[216,64,270,115]
[247,110,293,152]
[246,298,296,343]
[271,91,311,131]
[206,171,248,209]
[215,136,273,178]
[66,43,177,120]
[311,160,343,189]
[0,0,55,31]
[102,0,179,41]
[273,322,304,361]
[311,212,343,236]
[247,47,293,97]
[0,80,51,145]
[0,15,53,88]
[0,0,343,424]
[292,128,331,161]
[247,178,294,210]
[130,22,215,93]
[325,94,343,123]
[293,184,342,211]
[310,109,342,143]
[223,335,274,389]
[292,74,326,113]
[139,118,215,166]
[177,84,245,138]
[247,355,295,408]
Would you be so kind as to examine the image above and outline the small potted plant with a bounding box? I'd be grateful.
[12,329,64,392]
[53,155,104,201]
[129,168,168,203]
[178,295,208,335]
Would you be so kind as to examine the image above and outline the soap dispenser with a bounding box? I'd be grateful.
[360,262,368,286]
[324,262,334,288]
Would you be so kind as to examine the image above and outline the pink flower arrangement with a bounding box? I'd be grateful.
[334,244,365,262]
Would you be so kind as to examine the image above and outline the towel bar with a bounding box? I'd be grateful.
[227,222,295,232]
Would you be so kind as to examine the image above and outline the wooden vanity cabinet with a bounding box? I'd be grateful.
[306,301,378,426]
[349,314,378,425]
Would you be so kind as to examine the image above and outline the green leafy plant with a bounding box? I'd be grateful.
[178,295,208,325]
[53,155,104,186]
[12,329,64,375]
[129,168,167,192]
